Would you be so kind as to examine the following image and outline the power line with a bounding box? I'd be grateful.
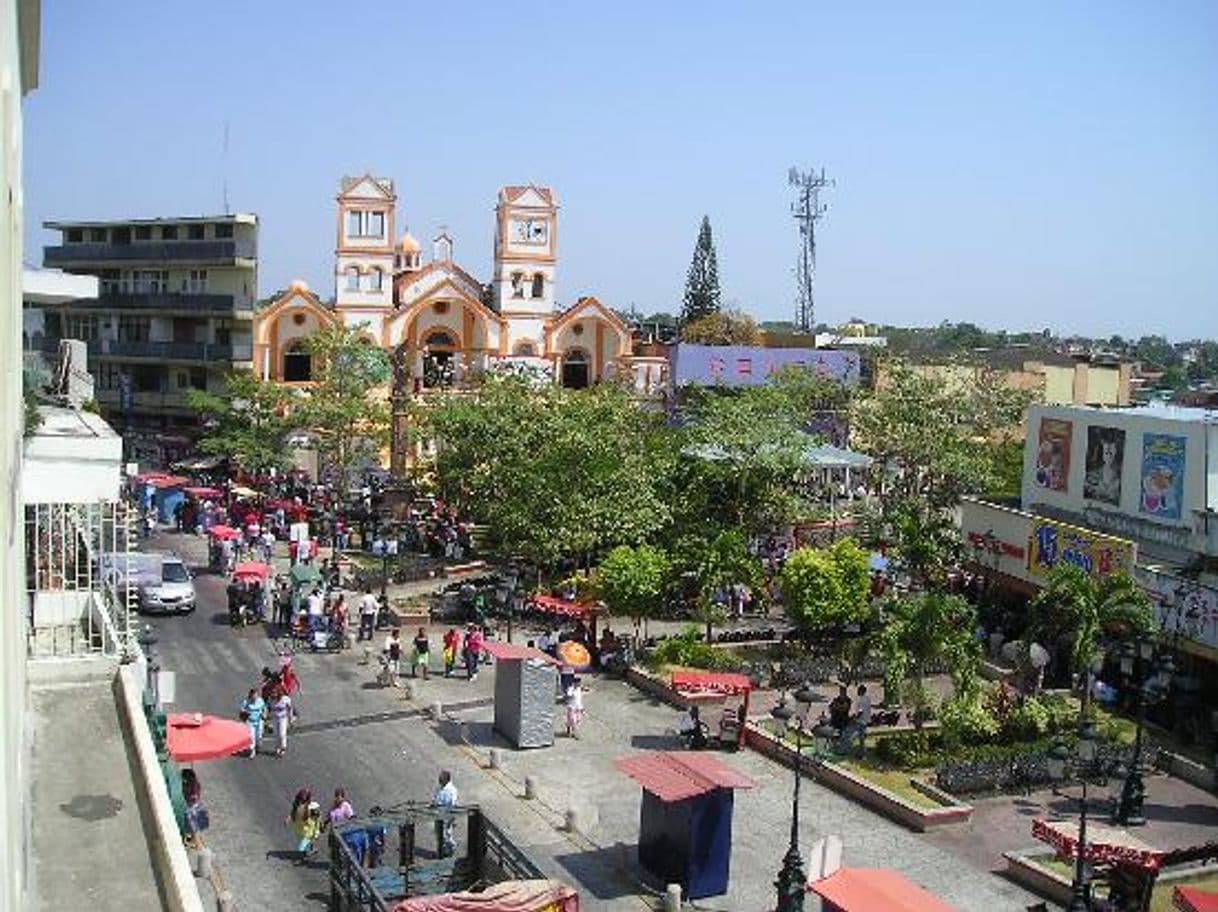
[789,166,834,335]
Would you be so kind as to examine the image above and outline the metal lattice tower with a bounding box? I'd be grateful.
[789,166,834,334]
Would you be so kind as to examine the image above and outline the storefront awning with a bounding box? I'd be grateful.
[808,867,957,912]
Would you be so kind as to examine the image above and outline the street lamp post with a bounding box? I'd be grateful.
[1113,636,1173,827]
[1048,719,1102,912]
[770,683,834,912]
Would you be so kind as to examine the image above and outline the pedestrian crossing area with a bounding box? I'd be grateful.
[156,631,295,678]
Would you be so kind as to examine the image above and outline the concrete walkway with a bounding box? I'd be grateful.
[29,674,163,911]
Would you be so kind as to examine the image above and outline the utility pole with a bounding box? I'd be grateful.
[789,167,833,335]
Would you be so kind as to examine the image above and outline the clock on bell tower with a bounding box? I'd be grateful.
[493,184,557,315]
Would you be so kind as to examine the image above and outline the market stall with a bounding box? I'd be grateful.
[1175,886,1218,912]
[807,867,957,912]
[483,641,559,749]
[670,671,752,748]
[615,751,754,900]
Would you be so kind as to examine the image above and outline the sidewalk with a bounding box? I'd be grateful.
[29,673,163,911]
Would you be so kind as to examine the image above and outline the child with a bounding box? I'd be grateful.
[565,677,584,739]
[286,789,320,859]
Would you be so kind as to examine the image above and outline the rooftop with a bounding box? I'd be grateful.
[22,266,98,304]
[44,213,257,230]
[1041,401,1218,423]
[31,405,119,440]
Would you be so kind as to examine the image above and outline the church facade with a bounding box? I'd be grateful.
[252,176,656,394]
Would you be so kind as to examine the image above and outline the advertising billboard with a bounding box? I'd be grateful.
[1032,418,1073,493]
[1083,425,1125,506]
[1139,433,1186,521]
[1027,515,1135,579]
[669,345,860,388]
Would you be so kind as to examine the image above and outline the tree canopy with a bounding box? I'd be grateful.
[186,372,293,474]
[598,544,670,630]
[780,538,871,639]
[680,311,759,346]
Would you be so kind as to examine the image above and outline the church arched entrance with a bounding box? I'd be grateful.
[422,329,458,388]
[561,349,589,389]
[282,342,312,382]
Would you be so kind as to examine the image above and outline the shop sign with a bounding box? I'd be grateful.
[1028,517,1134,579]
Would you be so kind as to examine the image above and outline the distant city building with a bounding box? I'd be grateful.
[669,343,860,389]
[253,176,652,394]
[33,213,258,464]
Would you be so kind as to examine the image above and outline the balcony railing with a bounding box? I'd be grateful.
[95,388,198,410]
[44,238,257,265]
[94,339,253,362]
[66,292,252,314]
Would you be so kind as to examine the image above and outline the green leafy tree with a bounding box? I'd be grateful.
[780,538,871,645]
[680,311,760,346]
[681,215,721,324]
[1029,564,1153,697]
[186,372,293,474]
[671,530,760,643]
[298,324,391,496]
[598,544,670,637]
[878,592,980,724]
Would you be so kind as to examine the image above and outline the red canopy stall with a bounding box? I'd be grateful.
[231,561,270,583]
[671,671,752,748]
[1032,818,1166,872]
[808,867,957,912]
[165,712,251,762]
[1175,886,1218,912]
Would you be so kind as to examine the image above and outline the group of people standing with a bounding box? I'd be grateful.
[240,659,302,758]
[380,623,485,688]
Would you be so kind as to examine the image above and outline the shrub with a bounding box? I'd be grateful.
[939,692,1000,749]
[645,626,736,672]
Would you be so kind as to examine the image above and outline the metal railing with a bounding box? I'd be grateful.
[44,238,257,264]
[65,292,252,314]
[94,339,253,362]
[25,500,137,661]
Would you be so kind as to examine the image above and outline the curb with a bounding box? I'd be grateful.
[115,663,205,912]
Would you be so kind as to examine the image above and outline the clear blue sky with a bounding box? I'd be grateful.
[24,1,1218,340]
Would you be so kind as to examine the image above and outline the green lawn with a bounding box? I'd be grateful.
[835,758,945,810]
[1024,855,1218,912]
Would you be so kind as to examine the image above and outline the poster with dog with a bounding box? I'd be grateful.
[1083,426,1125,506]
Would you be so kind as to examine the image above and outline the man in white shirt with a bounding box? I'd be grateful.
[358,587,379,641]
[306,588,325,618]
[432,770,458,857]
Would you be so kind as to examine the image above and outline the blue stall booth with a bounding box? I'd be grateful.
[615,751,754,900]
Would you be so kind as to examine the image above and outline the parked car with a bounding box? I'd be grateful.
[138,555,197,615]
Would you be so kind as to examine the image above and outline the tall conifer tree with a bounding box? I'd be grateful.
[681,216,722,324]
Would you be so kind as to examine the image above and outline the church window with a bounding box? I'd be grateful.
[432,301,449,315]
[346,211,361,237]
[368,212,384,237]
[425,330,457,348]
[510,273,524,298]
[513,340,536,357]
[368,268,383,291]
[345,267,360,291]
[531,273,544,298]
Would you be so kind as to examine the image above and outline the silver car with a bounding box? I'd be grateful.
[138,557,197,615]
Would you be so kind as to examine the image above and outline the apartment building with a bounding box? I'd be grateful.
[33,213,258,464]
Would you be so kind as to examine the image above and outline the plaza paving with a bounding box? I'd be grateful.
[142,530,1210,910]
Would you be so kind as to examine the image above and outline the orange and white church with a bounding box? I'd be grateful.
[253,175,663,393]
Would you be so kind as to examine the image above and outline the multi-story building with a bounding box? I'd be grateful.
[33,213,258,464]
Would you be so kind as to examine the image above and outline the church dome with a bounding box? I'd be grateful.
[398,231,421,254]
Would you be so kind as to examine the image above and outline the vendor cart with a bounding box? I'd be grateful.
[483,641,559,749]
[671,671,752,749]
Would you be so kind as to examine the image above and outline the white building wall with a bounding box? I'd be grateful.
[1,2,32,906]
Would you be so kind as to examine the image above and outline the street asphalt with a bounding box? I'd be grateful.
[144,529,1045,912]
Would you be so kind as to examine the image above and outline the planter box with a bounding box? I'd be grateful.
[624,666,696,709]
[1162,751,1216,791]
[744,723,973,832]
[1003,849,1073,906]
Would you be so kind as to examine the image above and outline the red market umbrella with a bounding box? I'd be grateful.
[165,713,251,762]
[208,524,240,540]
[1175,886,1218,912]
[232,561,270,582]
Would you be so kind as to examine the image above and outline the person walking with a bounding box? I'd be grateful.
[463,624,483,683]
[286,789,320,859]
[412,627,430,680]
[384,629,402,688]
[564,677,585,739]
[432,771,458,858]
[358,587,378,642]
[442,627,459,678]
[271,687,294,757]
[240,688,266,758]
[323,787,356,831]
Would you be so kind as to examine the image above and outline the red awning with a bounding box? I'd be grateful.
[1032,818,1165,872]
[208,524,240,540]
[483,641,559,665]
[671,670,752,696]
[808,868,957,912]
[183,486,223,498]
[615,751,756,803]
[145,474,190,489]
[166,713,251,762]
[1175,886,1218,912]
[392,879,579,912]
[530,594,598,619]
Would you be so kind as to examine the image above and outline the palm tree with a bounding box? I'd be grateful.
[1029,564,1153,701]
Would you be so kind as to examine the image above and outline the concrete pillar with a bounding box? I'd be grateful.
[403,680,418,701]
[194,846,213,878]
[523,775,538,799]
[488,748,502,769]
[217,889,235,911]
[430,701,443,720]
[664,883,681,911]
[564,808,580,833]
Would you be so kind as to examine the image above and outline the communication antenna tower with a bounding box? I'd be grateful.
[789,166,834,334]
